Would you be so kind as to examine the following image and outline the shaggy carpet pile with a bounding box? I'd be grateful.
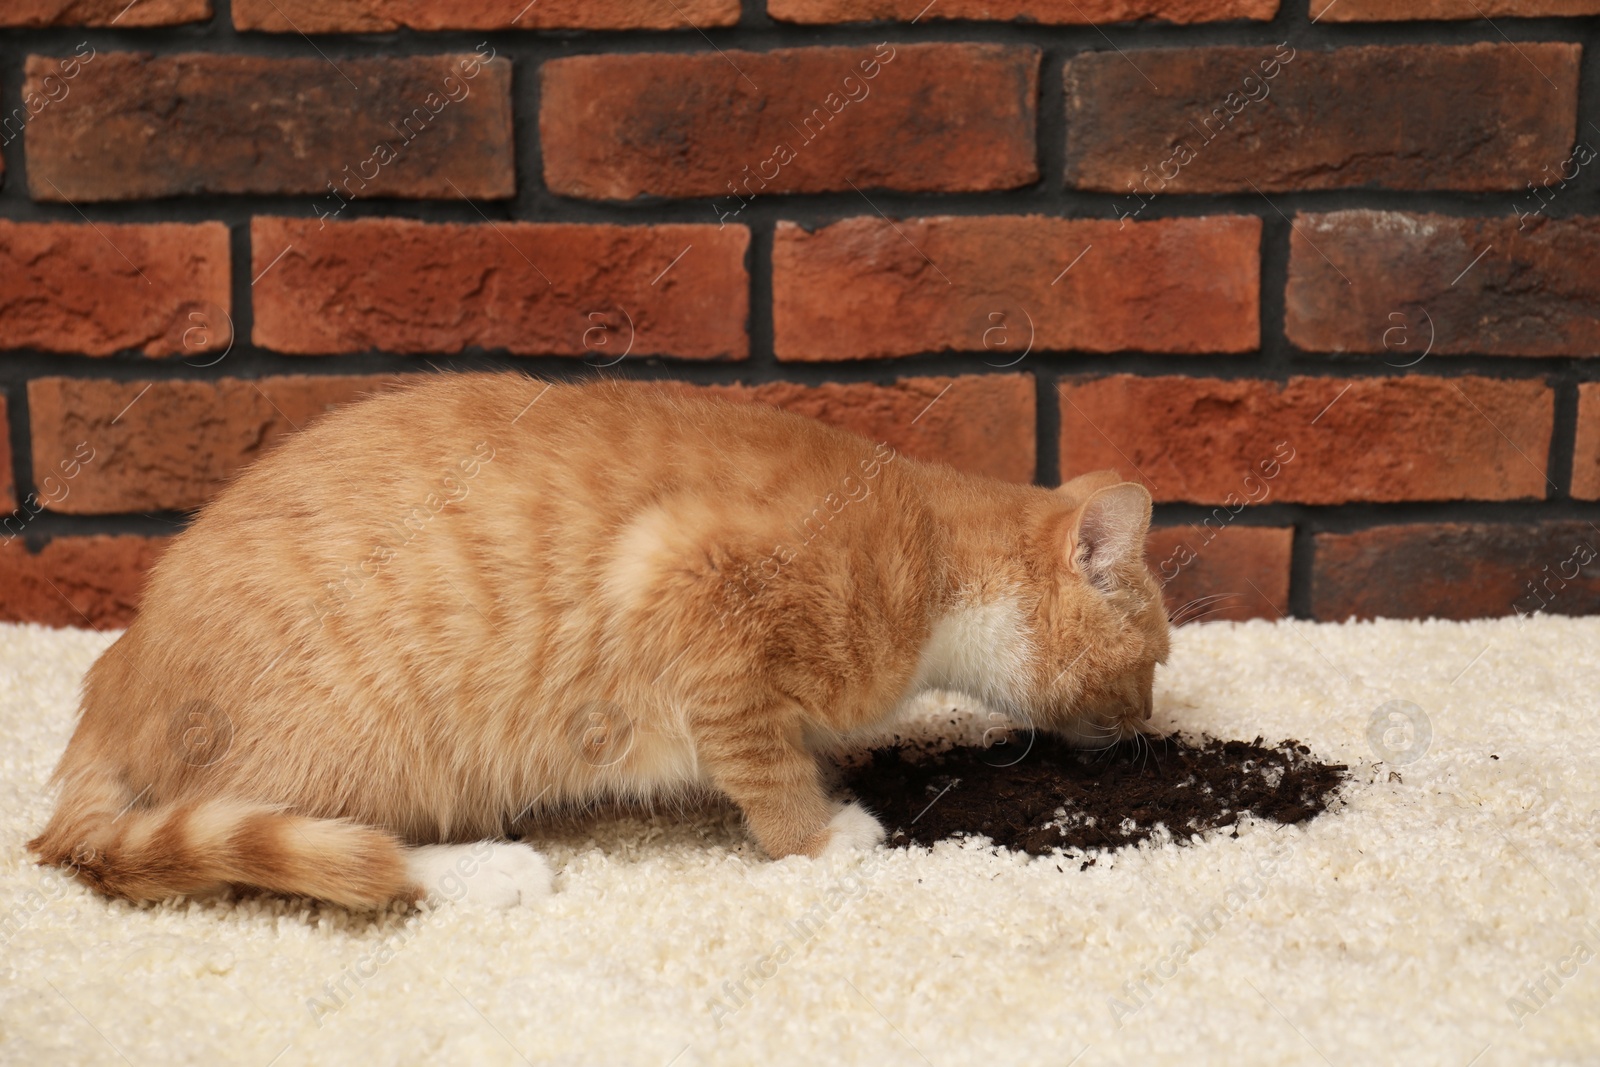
[2,616,1597,1066]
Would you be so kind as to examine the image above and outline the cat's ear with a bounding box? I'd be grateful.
[1067,483,1152,588]
[1056,469,1122,510]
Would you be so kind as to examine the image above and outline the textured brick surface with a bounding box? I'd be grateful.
[0,536,169,629]
[15,434,93,531]
[772,216,1260,360]
[1,49,92,180]
[1147,525,1292,622]
[1286,212,1600,358]
[698,374,1036,483]
[1313,523,1600,621]
[26,52,513,202]
[541,44,1039,199]
[235,0,738,31]
[1059,375,1553,504]
[1313,0,1600,18]
[1065,43,1580,193]
[1573,383,1600,501]
[251,218,750,359]
[772,0,1276,21]
[0,221,230,357]
[0,0,207,25]
[27,376,417,514]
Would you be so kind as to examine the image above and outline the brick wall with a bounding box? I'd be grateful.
[2,1,1598,628]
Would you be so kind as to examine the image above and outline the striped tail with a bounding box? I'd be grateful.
[29,774,413,909]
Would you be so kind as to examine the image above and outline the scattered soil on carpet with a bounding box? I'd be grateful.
[843,733,1347,863]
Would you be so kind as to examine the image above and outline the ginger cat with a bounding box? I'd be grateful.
[30,375,1169,909]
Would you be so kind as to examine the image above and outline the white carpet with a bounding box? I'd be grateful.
[2,616,1598,1066]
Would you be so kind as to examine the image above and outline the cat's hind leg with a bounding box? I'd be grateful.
[405,841,553,909]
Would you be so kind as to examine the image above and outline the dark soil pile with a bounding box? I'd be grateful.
[843,733,1346,862]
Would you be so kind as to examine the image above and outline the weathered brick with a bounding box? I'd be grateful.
[1313,523,1600,621]
[772,0,1275,21]
[1147,525,1292,622]
[27,376,418,514]
[541,44,1038,200]
[26,52,513,202]
[0,0,206,25]
[1065,43,1579,193]
[251,218,750,359]
[1573,382,1600,501]
[235,0,738,31]
[773,215,1259,360]
[699,374,1035,483]
[1313,0,1600,19]
[0,221,230,357]
[0,536,169,629]
[1286,212,1600,358]
[12,431,93,536]
[0,49,94,169]
[1059,375,1553,504]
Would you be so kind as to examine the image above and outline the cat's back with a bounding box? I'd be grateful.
[186,373,901,535]
[142,374,923,628]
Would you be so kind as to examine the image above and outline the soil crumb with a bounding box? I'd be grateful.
[842,733,1347,862]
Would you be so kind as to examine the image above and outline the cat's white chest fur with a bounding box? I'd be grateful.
[903,594,1032,713]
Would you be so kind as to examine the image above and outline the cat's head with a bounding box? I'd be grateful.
[1022,470,1170,748]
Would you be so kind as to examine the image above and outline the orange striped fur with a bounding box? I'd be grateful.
[30,375,1168,907]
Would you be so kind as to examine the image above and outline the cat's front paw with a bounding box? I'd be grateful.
[407,842,553,908]
[818,802,886,859]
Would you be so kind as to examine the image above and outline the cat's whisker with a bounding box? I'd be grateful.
[1078,718,1119,741]
[1167,592,1232,617]
[1167,593,1228,623]
[1174,599,1244,627]
[1086,722,1124,764]
[1169,593,1240,626]
[1171,598,1241,630]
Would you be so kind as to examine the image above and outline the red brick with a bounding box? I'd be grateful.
[235,0,737,31]
[1147,525,1292,622]
[541,44,1038,200]
[1286,212,1600,358]
[698,374,1035,483]
[0,221,230,357]
[26,52,512,202]
[251,218,749,359]
[1065,43,1579,193]
[2,50,93,171]
[1313,0,1600,19]
[1312,523,1600,621]
[773,215,1259,360]
[0,536,169,629]
[772,0,1274,21]
[1573,383,1600,501]
[1059,375,1553,505]
[0,0,206,25]
[14,431,94,535]
[27,376,419,514]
